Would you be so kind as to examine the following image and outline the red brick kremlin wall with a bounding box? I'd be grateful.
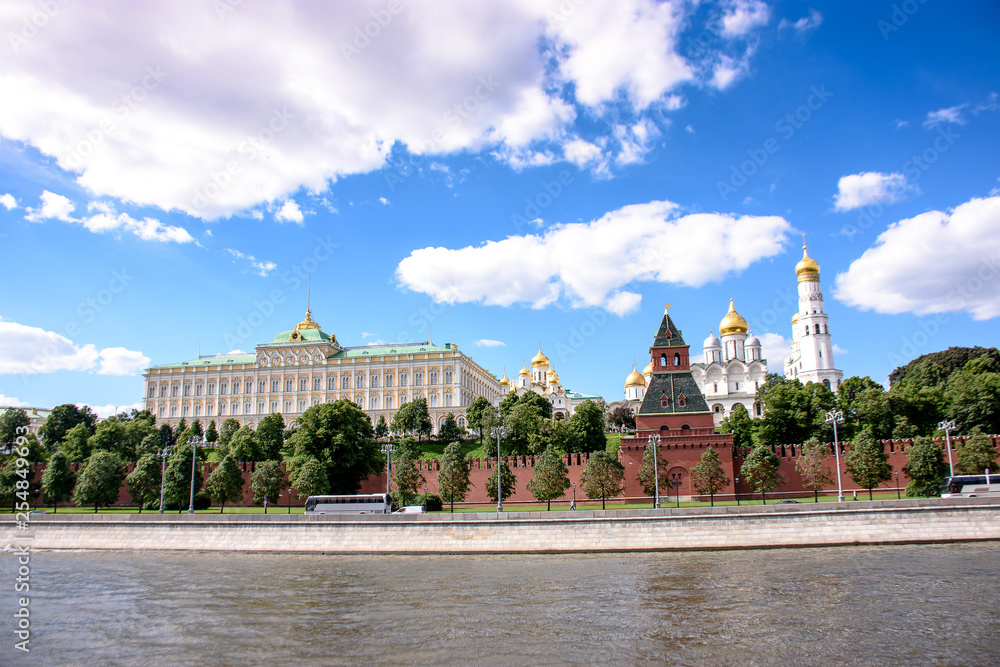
[26,435,1000,509]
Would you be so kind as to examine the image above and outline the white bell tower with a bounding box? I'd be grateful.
[784,237,843,392]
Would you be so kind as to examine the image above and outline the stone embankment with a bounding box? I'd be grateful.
[5,497,998,554]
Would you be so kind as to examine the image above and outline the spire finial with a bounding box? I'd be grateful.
[307,272,311,314]
[802,232,807,249]
[664,303,670,315]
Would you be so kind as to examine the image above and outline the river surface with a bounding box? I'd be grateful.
[2,543,998,666]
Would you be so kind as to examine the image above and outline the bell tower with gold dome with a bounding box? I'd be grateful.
[783,237,843,392]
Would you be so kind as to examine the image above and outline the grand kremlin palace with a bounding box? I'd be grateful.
[141,309,502,433]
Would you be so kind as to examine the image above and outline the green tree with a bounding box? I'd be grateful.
[136,433,161,460]
[437,413,463,443]
[740,445,783,504]
[191,419,203,438]
[123,419,158,461]
[251,460,285,512]
[437,442,472,512]
[73,451,125,512]
[690,446,729,506]
[40,451,75,512]
[59,422,93,463]
[526,444,570,510]
[12,432,47,465]
[391,436,425,507]
[851,386,894,441]
[568,400,606,453]
[719,403,754,449]
[205,420,219,444]
[607,405,635,431]
[257,413,285,460]
[529,419,576,455]
[204,456,245,512]
[219,418,240,448]
[0,408,30,450]
[466,396,492,445]
[125,453,161,512]
[795,437,834,502]
[845,428,892,500]
[945,368,1000,435]
[38,403,98,451]
[163,442,203,512]
[505,401,543,455]
[636,442,669,503]
[518,391,553,420]
[158,423,175,447]
[580,451,625,509]
[755,378,836,447]
[229,426,263,463]
[392,398,433,440]
[286,400,381,494]
[374,415,389,441]
[485,460,516,506]
[903,436,947,497]
[88,417,130,461]
[290,457,329,499]
[955,431,999,475]
[836,375,884,437]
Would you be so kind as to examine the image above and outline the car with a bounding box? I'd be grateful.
[775,499,800,504]
[392,505,427,514]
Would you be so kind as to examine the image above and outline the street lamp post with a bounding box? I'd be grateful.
[490,414,509,513]
[647,434,661,509]
[572,482,576,510]
[671,472,682,508]
[381,442,396,499]
[825,410,845,502]
[157,446,173,514]
[735,477,740,506]
[287,487,292,514]
[424,484,428,511]
[187,436,203,514]
[938,420,956,478]
[894,472,900,500]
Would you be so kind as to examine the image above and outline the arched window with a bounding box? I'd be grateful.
[299,378,307,391]
[195,383,203,397]
[681,424,690,430]
[184,384,191,397]
[755,402,762,416]
[804,326,809,336]
[371,374,378,389]
[400,373,408,387]
[430,393,438,408]
[660,353,667,367]
[207,383,215,396]
[356,374,365,389]
[286,379,294,392]
[445,393,452,407]
[824,324,829,334]
[385,374,393,387]
[674,353,681,366]
[660,394,670,407]
[160,385,167,398]
[271,379,279,392]
[342,375,350,389]
[823,378,831,389]
[678,394,687,407]
[814,324,820,334]
[313,378,321,391]
[415,372,423,386]
[148,386,155,398]
[445,371,452,384]
[371,395,378,409]
[713,383,718,393]
[429,371,438,385]
[385,395,393,409]
[172,385,179,397]
[220,382,227,396]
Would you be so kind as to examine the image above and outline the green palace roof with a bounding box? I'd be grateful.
[148,341,455,370]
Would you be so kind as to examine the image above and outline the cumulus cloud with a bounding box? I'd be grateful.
[225,248,276,277]
[834,196,1000,320]
[475,339,506,348]
[0,1,760,220]
[0,394,29,407]
[275,200,304,224]
[0,194,17,210]
[720,0,771,37]
[0,319,148,374]
[396,200,793,315]
[757,332,790,367]
[25,191,194,243]
[84,402,142,419]
[834,172,913,211]
[779,10,822,33]
[923,104,968,128]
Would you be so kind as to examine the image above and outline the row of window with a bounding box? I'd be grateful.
[149,370,457,398]
[804,323,829,335]
[154,391,460,418]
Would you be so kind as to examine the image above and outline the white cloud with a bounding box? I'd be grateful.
[834,172,912,211]
[832,344,848,356]
[721,0,771,37]
[834,195,1000,320]
[396,200,793,315]
[275,200,304,224]
[684,124,695,134]
[614,119,659,166]
[25,191,194,243]
[0,194,17,210]
[225,248,277,277]
[0,1,754,219]
[0,319,147,374]
[378,197,389,205]
[96,347,151,375]
[757,332,790,367]
[779,10,822,33]
[83,402,142,420]
[563,138,605,169]
[0,394,29,407]
[474,339,506,348]
[923,104,968,128]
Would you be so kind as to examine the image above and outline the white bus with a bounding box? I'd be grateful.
[304,494,391,514]
[940,474,1000,498]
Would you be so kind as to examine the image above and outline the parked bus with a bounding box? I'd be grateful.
[940,474,1000,498]
[303,494,391,514]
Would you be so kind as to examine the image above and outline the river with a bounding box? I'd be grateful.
[3,543,998,665]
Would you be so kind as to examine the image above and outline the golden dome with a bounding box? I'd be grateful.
[796,240,820,278]
[548,368,559,384]
[294,309,321,331]
[509,384,516,394]
[519,364,531,377]
[642,362,653,376]
[791,312,800,324]
[625,366,646,388]
[531,348,550,366]
[719,298,749,336]
[498,372,510,387]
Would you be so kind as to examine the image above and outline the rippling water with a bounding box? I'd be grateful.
[3,543,998,665]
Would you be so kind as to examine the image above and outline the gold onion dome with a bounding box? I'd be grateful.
[498,372,510,387]
[642,362,653,375]
[791,312,800,324]
[531,348,550,366]
[548,369,559,384]
[719,298,749,336]
[519,364,531,377]
[625,366,646,388]
[796,242,820,277]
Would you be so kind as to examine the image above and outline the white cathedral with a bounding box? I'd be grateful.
[494,349,601,420]
[620,238,842,426]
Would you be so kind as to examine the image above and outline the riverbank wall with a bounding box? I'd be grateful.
[5,498,999,554]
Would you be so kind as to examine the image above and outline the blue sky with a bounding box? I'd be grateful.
[1,0,998,416]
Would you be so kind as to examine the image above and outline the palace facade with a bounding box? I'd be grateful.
[141,309,502,434]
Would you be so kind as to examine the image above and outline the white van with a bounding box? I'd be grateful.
[392,505,427,514]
